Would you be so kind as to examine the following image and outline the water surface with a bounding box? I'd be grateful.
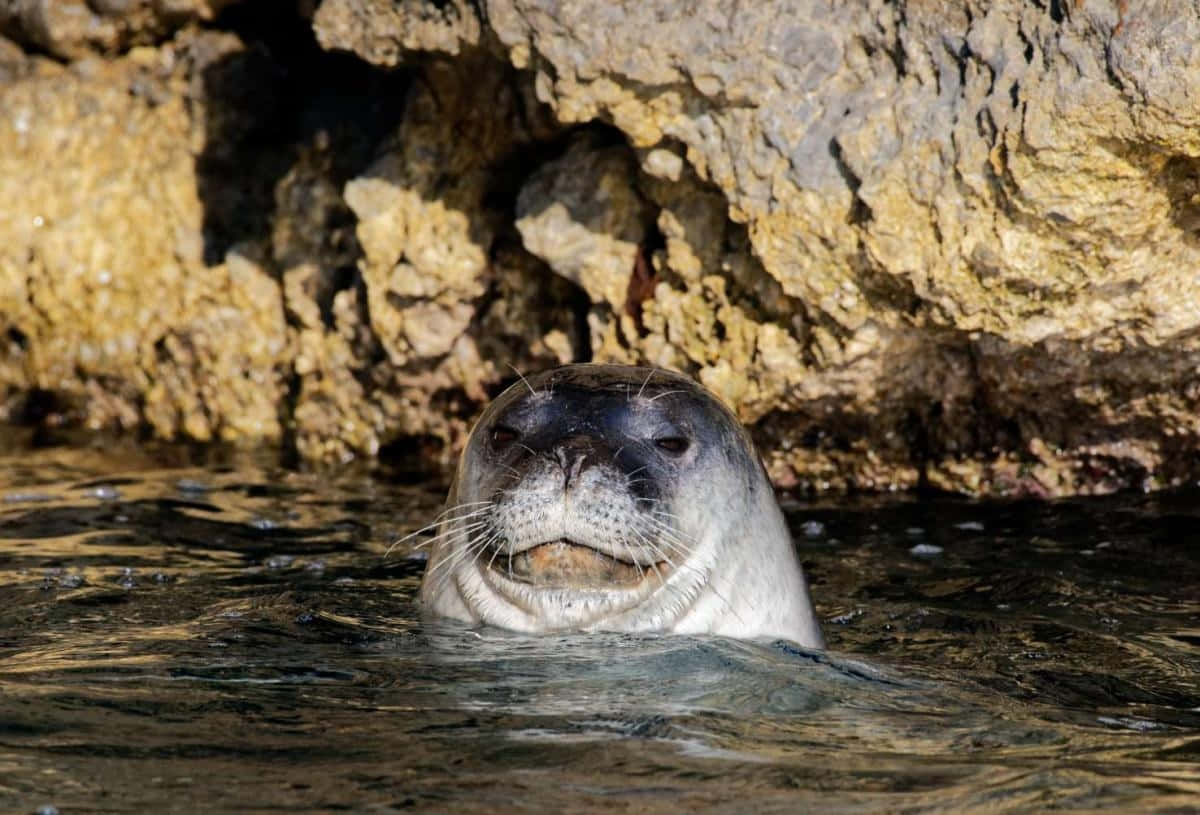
[1,435,1197,813]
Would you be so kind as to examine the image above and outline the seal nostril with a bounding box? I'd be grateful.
[654,437,689,455]
[556,447,589,489]
[569,453,587,484]
[553,437,598,489]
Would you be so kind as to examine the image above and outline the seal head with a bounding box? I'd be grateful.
[418,364,824,648]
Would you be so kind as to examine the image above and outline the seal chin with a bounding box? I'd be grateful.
[485,538,672,590]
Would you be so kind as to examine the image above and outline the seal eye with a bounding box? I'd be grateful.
[490,425,519,451]
[654,437,689,455]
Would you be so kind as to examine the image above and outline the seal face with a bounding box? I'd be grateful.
[417,364,824,648]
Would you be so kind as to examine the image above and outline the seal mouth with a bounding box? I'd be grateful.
[488,539,670,589]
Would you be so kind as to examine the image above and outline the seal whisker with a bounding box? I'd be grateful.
[643,547,668,586]
[635,367,657,400]
[423,552,470,593]
[640,528,695,561]
[639,529,747,627]
[620,432,657,451]
[620,528,669,590]
[422,512,494,535]
[412,521,492,549]
[641,506,683,527]
[389,501,493,540]
[627,537,646,579]
[386,508,494,556]
[648,508,683,521]
[507,363,537,397]
[653,543,745,627]
[484,533,508,573]
[395,503,494,541]
[434,500,494,510]
[646,524,682,541]
[648,526,704,558]
[642,512,692,538]
[469,530,504,569]
[420,518,495,559]
[626,529,721,617]
[625,528,669,584]
[427,528,499,594]
[624,463,651,481]
[410,520,492,551]
[422,529,491,576]
[648,534,706,561]
[426,501,495,523]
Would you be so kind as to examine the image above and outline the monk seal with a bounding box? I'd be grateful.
[416,364,824,649]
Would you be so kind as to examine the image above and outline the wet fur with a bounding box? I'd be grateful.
[416,364,825,648]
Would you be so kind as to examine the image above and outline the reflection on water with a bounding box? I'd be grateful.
[0,434,1198,813]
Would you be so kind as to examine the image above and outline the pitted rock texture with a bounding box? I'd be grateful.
[0,16,582,466]
[0,37,289,443]
[313,0,481,63]
[516,135,650,312]
[306,52,583,463]
[480,0,1200,494]
[0,0,234,59]
[1,0,1199,496]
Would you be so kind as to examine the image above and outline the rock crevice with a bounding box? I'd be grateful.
[2,0,1198,496]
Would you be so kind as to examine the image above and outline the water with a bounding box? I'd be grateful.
[1,435,1198,813]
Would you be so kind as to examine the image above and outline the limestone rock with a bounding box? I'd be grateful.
[515,136,651,311]
[141,249,289,443]
[320,52,583,461]
[4,0,1200,496]
[313,0,480,64]
[274,143,386,463]
[0,0,234,59]
[478,0,1200,494]
[0,33,288,441]
[345,54,526,369]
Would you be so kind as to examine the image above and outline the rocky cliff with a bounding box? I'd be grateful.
[2,0,1198,496]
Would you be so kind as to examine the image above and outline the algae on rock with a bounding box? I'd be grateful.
[0,37,289,442]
